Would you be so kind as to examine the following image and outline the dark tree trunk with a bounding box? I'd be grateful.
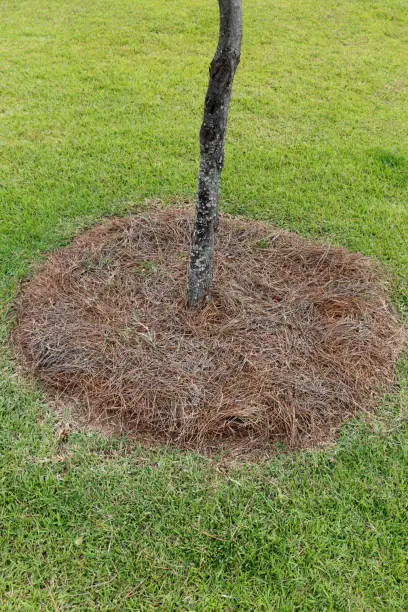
[186,0,242,308]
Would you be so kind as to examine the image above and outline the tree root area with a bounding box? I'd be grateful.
[12,208,407,459]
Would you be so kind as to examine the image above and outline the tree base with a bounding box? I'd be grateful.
[12,207,407,460]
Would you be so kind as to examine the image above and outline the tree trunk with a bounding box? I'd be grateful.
[186,0,242,308]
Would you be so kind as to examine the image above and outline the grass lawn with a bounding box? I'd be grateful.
[1,0,407,608]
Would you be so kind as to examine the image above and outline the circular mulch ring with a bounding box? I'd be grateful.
[12,207,407,458]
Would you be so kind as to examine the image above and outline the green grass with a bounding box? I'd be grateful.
[0,0,407,608]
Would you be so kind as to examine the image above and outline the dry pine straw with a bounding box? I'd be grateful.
[12,208,407,458]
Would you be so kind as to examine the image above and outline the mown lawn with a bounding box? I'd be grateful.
[0,0,407,608]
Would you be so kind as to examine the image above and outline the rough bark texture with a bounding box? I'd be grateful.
[187,0,242,308]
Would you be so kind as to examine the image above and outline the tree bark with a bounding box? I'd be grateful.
[186,0,242,308]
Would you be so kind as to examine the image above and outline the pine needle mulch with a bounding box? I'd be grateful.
[12,208,407,458]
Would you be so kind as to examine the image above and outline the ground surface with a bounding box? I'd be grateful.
[1,0,407,608]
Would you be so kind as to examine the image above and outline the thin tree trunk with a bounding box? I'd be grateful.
[186,0,242,308]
